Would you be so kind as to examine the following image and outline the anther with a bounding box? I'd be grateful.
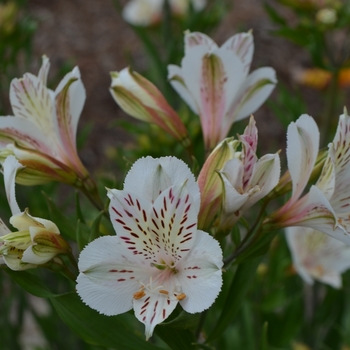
[133,290,146,299]
[176,293,186,301]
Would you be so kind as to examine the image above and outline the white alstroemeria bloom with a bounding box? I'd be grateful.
[77,156,223,340]
[286,227,350,288]
[122,0,206,26]
[0,56,92,188]
[0,156,70,270]
[269,111,350,244]
[218,116,280,230]
[168,31,277,151]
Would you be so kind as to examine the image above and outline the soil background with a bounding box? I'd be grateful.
[26,0,335,177]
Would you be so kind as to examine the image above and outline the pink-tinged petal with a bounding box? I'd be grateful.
[286,115,320,205]
[286,226,350,288]
[110,68,189,143]
[224,67,277,131]
[54,67,85,165]
[220,32,254,75]
[108,189,158,264]
[168,64,199,114]
[151,185,198,265]
[37,55,50,86]
[243,153,280,210]
[199,53,230,149]
[3,155,23,215]
[77,236,152,316]
[10,73,54,134]
[285,186,350,244]
[0,117,56,155]
[240,116,258,188]
[184,31,218,53]
[133,291,178,340]
[123,156,200,213]
[177,230,223,313]
[328,111,350,212]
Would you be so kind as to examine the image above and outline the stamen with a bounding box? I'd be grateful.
[159,289,169,295]
[176,293,186,301]
[133,289,146,299]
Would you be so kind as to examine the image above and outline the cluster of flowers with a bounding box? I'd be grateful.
[1,29,350,339]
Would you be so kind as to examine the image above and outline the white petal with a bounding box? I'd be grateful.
[54,66,85,159]
[122,0,162,26]
[287,115,320,204]
[168,64,199,114]
[77,236,153,316]
[10,73,55,135]
[0,218,10,236]
[37,55,50,86]
[123,156,200,213]
[286,226,350,288]
[286,227,315,285]
[243,153,280,210]
[225,67,277,131]
[22,245,56,265]
[184,31,218,53]
[316,155,335,201]
[3,155,23,215]
[221,32,254,75]
[177,230,223,313]
[133,291,178,340]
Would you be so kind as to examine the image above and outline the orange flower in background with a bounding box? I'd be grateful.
[294,67,350,90]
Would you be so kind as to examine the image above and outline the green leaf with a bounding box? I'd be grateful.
[155,326,196,350]
[50,292,163,350]
[75,192,86,224]
[161,310,200,330]
[263,3,287,26]
[260,322,269,350]
[89,210,104,242]
[44,194,77,241]
[207,257,262,342]
[4,269,55,298]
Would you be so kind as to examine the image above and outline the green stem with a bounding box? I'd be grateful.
[223,200,269,267]
[320,70,339,147]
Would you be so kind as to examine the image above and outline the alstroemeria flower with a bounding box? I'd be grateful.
[218,116,280,230]
[168,31,277,151]
[110,68,190,147]
[286,227,350,288]
[0,156,70,270]
[0,56,93,189]
[197,137,238,230]
[268,111,350,244]
[77,156,223,339]
[122,0,206,26]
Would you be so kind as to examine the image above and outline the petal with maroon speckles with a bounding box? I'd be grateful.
[133,290,178,341]
[177,230,223,314]
[150,185,197,265]
[77,236,154,316]
[123,156,200,213]
[108,189,159,263]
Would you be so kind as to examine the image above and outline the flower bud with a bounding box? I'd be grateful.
[110,68,190,148]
